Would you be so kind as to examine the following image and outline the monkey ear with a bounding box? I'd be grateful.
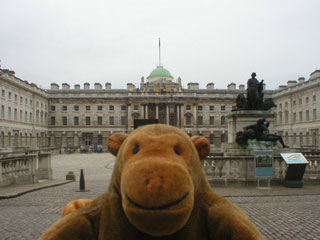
[107,133,128,156]
[191,136,210,160]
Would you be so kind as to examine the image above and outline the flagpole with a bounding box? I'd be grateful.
[159,38,161,66]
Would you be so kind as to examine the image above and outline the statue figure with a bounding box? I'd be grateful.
[236,118,289,148]
[246,72,264,110]
[235,93,247,111]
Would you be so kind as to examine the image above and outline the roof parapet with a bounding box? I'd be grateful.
[94,83,102,90]
[84,82,90,89]
[62,83,70,90]
[206,83,214,90]
[50,83,59,90]
[105,83,112,90]
[187,82,199,90]
[287,80,297,87]
[227,82,236,90]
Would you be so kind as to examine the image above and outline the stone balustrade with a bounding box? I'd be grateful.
[0,154,37,187]
[203,155,320,185]
[0,149,53,187]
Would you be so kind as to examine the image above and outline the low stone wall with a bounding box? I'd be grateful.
[0,149,52,187]
[203,154,320,186]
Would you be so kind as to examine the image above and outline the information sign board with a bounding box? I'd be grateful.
[280,153,308,164]
[254,150,273,178]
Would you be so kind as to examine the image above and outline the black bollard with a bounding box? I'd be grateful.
[79,169,85,192]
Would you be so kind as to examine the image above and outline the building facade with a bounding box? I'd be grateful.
[1,66,319,152]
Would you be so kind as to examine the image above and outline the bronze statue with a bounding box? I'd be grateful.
[246,72,264,110]
[234,73,276,111]
[236,118,289,148]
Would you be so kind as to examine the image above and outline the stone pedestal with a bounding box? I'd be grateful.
[36,153,53,180]
[227,110,275,144]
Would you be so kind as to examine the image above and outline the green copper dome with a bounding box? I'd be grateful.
[147,66,173,79]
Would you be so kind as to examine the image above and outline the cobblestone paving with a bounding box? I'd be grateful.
[0,153,319,240]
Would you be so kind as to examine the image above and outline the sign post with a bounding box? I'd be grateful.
[254,150,273,189]
[280,153,308,188]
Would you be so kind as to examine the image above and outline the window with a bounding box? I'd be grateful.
[109,105,114,111]
[14,94,17,102]
[209,134,215,144]
[285,111,288,123]
[86,106,91,111]
[198,116,203,125]
[86,117,91,125]
[36,101,39,107]
[8,107,11,120]
[30,113,32,122]
[50,117,55,125]
[121,116,126,125]
[198,105,203,111]
[299,111,303,122]
[25,98,28,105]
[221,105,225,111]
[306,110,310,120]
[221,116,226,125]
[221,134,226,143]
[30,100,32,105]
[293,113,297,122]
[279,112,283,124]
[8,92,11,100]
[74,105,79,111]
[133,105,138,111]
[1,89,4,98]
[62,105,67,111]
[20,110,22,121]
[20,96,23,104]
[25,111,27,122]
[109,116,114,125]
[98,135,103,145]
[285,102,288,107]
[41,103,43,109]
[293,100,296,106]
[209,105,214,111]
[299,99,302,105]
[186,105,191,110]
[121,105,126,111]
[98,116,102,125]
[186,115,191,125]
[97,105,103,111]
[279,103,282,108]
[210,116,214,125]
[313,109,317,120]
[313,95,316,102]
[306,97,309,104]
[74,116,79,125]
[1,105,4,118]
[14,109,17,120]
[51,106,55,111]
[62,116,67,125]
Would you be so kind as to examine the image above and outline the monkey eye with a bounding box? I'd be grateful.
[133,145,140,154]
[174,146,181,155]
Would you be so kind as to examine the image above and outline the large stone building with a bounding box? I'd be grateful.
[0,66,319,152]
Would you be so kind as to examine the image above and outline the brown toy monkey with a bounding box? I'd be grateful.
[39,124,263,240]
[61,199,92,218]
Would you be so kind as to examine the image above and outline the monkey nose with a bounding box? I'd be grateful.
[145,177,164,195]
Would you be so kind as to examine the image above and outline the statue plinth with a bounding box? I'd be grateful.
[227,110,275,144]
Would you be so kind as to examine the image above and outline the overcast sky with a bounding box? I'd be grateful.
[1,0,319,90]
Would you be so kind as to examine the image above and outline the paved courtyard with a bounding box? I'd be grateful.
[0,153,320,240]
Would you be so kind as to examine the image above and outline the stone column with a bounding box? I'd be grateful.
[181,105,184,128]
[142,105,145,119]
[193,104,197,128]
[145,105,148,119]
[156,104,159,119]
[177,105,180,128]
[128,104,132,130]
[166,104,169,124]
